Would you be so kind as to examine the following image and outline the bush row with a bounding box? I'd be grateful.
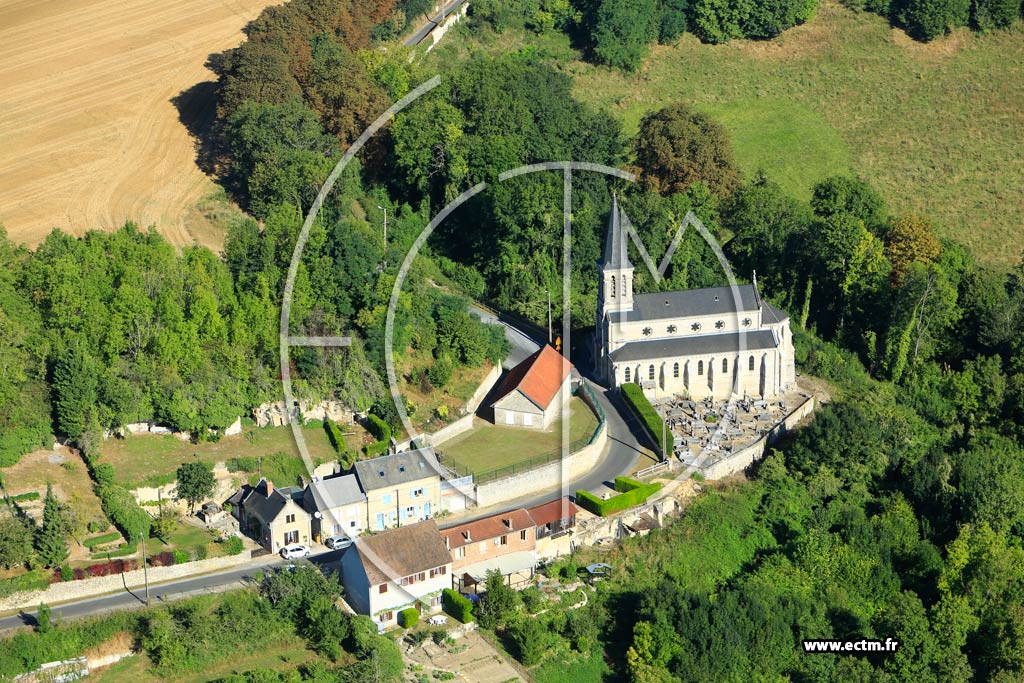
[80,444,151,540]
[365,414,391,443]
[620,383,668,454]
[7,491,41,503]
[83,531,121,549]
[442,589,474,623]
[576,477,663,517]
[0,570,53,599]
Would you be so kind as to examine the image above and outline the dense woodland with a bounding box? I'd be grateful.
[2,0,1024,679]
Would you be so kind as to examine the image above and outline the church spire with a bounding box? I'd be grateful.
[601,192,632,270]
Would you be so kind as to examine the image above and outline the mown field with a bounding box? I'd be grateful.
[434,2,1024,266]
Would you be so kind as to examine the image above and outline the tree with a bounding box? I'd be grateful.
[896,0,970,40]
[152,508,179,543]
[35,603,52,634]
[582,0,659,71]
[886,213,942,287]
[51,339,99,439]
[0,513,34,569]
[175,462,215,514]
[475,569,520,629]
[971,0,1021,29]
[810,176,888,234]
[635,103,739,197]
[35,484,69,568]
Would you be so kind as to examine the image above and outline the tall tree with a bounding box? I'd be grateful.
[175,462,216,514]
[35,484,69,568]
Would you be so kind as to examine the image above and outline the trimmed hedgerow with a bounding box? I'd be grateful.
[442,589,474,623]
[620,383,668,454]
[576,477,663,517]
[399,607,420,628]
[83,532,121,549]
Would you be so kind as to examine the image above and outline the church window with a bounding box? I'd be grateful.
[691,322,701,332]
[648,365,655,380]
[610,276,616,298]
[624,367,631,383]
[749,355,755,371]
[673,362,679,378]
[622,278,627,297]
[697,361,704,376]
[715,320,725,329]
[667,325,677,334]
[742,317,752,327]
[642,327,652,336]
[722,358,728,373]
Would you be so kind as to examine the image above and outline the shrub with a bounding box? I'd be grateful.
[0,570,52,599]
[173,550,189,565]
[442,589,474,623]
[83,532,121,549]
[364,440,389,458]
[365,414,391,443]
[620,383,669,454]
[86,519,108,534]
[323,419,348,456]
[520,586,546,613]
[399,608,420,628]
[8,491,40,503]
[150,551,176,567]
[35,604,51,634]
[190,545,208,561]
[224,536,244,555]
[95,482,151,540]
[226,456,259,472]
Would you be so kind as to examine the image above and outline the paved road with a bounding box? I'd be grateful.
[403,0,469,47]
[0,550,346,633]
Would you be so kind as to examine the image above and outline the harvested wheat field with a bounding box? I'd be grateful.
[0,0,277,248]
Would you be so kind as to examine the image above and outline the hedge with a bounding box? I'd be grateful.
[89,542,137,560]
[7,491,40,503]
[324,419,346,453]
[620,383,668,454]
[96,483,151,541]
[83,532,121,549]
[575,477,663,517]
[442,589,474,623]
[365,414,391,443]
[399,607,420,628]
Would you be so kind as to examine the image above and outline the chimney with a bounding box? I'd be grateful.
[263,478,274,496]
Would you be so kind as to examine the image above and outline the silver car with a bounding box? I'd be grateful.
[324,535,353,550]
[280,543,311,559]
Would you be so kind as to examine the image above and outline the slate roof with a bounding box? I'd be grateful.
[527,498,578,527]
[609,284,763,324]
[440,509,536,550]
[353,520,451,585]
[762,301,790,324]
[243,478,306,524]
[609,329,779,363]
[303,473,366,513]
[491,345,573,411]
[353,449,441,492]
[599,193,632,270]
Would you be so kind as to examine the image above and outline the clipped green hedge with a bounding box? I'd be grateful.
[575,477,663,517]
[620,383,668,454]
[8,491,40,503]
[83,532,121,549]
[365,414,391,443]
[442,589,474,623]
[324,419,346,454]
[399,607,419,628]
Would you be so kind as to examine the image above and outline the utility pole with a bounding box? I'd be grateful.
[140,532,150,606]
[547,290,552,344]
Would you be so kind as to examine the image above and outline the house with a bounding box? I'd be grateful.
[489,345,573,429]
[439,508,537,593]
[353,449,442,531]
[303,473,367,542]
[595,194,796,400]
[529,497,578,540]
[227,478,311,552]
[341,520,452,628]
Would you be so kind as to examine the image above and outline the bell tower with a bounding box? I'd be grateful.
[598,193,634,316]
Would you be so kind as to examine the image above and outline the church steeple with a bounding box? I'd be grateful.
[598,193,634,315]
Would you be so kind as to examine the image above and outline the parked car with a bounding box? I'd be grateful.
[324,535,353,550]
[280,543,311,559]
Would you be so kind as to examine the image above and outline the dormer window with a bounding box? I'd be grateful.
[715,320,725,329]
[691,322,701,332]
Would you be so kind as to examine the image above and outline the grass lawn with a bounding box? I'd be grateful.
[100,424,338,488]
[438,397,599,477]
[432,4,1024,266]
[90,632,321,683]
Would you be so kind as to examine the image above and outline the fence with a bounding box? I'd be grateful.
[442,382,606,485]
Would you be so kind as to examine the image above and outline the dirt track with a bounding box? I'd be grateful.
[0,0,277,248]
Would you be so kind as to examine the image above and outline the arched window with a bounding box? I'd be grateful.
[622,277,627,297]
[722,358,728,373]
[610,275,616,298]
[673,362,679,378]
[624,367,631,383]
[749,355,755,371]
[648,365,655,380]
[698,361,704,376]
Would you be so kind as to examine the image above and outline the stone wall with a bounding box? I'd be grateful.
[395,363,502,451]
[697,394,816,480]
[425,2,469,52]
[473,419,608,508]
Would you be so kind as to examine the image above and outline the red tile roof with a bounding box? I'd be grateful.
[527,498,578,527]
[440,509,536,550]
[491,345,573,411]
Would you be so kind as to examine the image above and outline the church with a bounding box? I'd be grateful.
[595,195,796,401]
